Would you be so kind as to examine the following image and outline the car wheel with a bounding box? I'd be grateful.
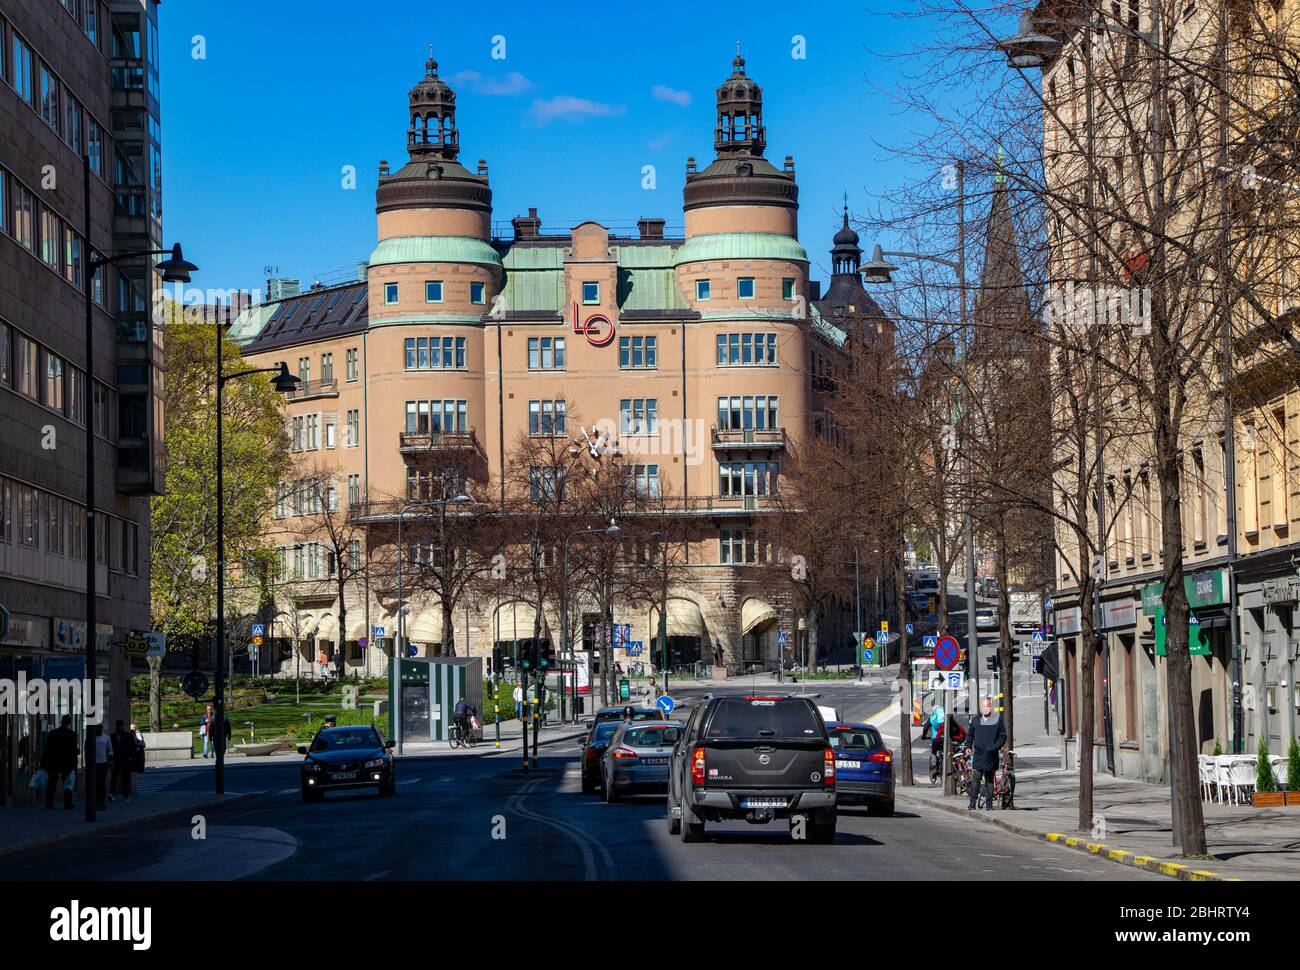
[301,786,323,803]
[581,773,596,795]
[667,798,681,835]
[604,776,619,803]
[680,805,705,843]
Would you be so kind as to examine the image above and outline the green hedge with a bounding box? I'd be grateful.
[286,710,391,743]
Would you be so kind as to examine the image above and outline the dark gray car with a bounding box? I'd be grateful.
[601,720,685,802]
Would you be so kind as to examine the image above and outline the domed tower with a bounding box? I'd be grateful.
[367,52,499,499]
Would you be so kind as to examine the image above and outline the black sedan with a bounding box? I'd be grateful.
[299,726,396,802]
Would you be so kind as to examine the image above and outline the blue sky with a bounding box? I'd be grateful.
[159,1,974,297]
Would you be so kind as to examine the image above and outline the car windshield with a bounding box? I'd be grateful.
[828,726,883,750]
[591,722,621,743]
[311,728,381,752]
[623,725,679,747]
[706,699,821,739]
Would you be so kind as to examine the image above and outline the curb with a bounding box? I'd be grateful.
[894,789,1236,882]
[0,791,262,859]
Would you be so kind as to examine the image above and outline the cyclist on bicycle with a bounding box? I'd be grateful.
[453,696,477,742]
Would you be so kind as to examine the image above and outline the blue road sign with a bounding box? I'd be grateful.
[656,695,675,716]
[1031,656,1042,675]
[777,631,789,646]
[923,635,938,651]
[906,623,914,635]
[863,648,874,663]
[1044,596,1053,609]
[373,626,386,638]
[628,641,643,655]
[875,630,889,645]
[935,635,960,671]
[1032,630,1045,643]
[251,623,265,637]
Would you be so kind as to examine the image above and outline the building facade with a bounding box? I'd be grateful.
[230,52,885,679]
[0,0,165,801]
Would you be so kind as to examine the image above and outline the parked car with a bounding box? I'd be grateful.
[299,725,396,802]
[975,607,998,632]
[581,719,624,794]
[667,694,837,843]
[975,578,1000,600]
[588,706,662,727]
[826,722,894,815]
[601,720,685,802]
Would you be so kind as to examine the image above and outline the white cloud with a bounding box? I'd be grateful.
[449,70,535,96]
[648,134,672,150]
[526,96,626,126]
[651,84,692,107]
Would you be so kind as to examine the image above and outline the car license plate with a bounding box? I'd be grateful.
[331,771,357,780]
[741,797,788,808]
[642,757,668,765]
[837,760,861,769]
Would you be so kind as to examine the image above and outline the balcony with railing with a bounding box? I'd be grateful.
[286,379,340,402]
[398,427,480,454]
[710,425,787,451]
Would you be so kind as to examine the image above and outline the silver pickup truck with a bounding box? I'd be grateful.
[667,694,837,844]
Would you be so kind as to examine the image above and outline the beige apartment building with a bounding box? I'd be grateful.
[229,52,891,679]
[1034,0,1300,779]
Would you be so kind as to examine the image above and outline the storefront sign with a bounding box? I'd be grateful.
[1056,607,1082,636]
[2,614,49,650]
[1101,599,1136,630]
[1141,568,1228,614]
[1262,576,1300,605]
[52,619,113,653]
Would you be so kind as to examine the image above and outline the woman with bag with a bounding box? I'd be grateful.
[129,722,147,793]
[200,704,215,758]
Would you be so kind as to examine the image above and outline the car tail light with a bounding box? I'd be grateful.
[585,746,601,762]
[612,746,639,760]
[823,747,836,784]
[690,746,706,785]
[868,750,893,764]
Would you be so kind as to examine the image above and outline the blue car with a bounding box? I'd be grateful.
[827,722,894,816]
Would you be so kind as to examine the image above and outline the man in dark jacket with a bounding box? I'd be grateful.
[40,714,79,810]
[109,720,134,801]
[965,697,1007,810]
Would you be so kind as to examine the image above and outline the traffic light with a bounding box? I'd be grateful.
[537,639,553,670]
[520,640,534,671]
[491,645,503,675]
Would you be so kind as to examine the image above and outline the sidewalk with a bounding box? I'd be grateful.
[888,684,1300,881]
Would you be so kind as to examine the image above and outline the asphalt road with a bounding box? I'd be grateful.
[0,683,1159,882]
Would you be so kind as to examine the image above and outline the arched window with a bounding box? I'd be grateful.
[426,113,439,143]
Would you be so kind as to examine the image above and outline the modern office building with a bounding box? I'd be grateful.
[0,0,164,801]
[230,51,893,679]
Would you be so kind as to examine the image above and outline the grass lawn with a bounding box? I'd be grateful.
[143,692,387,751]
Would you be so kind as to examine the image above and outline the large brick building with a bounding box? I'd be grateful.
[0,0,165,799]
[231,51,891,679]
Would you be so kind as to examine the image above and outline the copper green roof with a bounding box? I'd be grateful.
[672,232,808,266]
[227,301,278,345]
[368,236,503,268]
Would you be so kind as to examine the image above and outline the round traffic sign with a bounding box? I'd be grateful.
[656,694,675,715]
[181,670,209,700]
[935,635,960,671]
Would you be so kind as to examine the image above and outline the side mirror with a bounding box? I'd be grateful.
[297,745,308,755]
[664,727,681,744]
[385,739,396,749]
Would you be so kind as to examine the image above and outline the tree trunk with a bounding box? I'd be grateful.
[441,597,455,657]
[1154,409,1209,854]
[806,612,819,674]
[147,655,163,733]
[895,551,914,786]
[996,522,1014,759]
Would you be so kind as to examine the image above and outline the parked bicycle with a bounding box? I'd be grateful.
[995,750,1016,809]
[950,748,973,796]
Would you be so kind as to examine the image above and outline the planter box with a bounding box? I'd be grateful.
[1251,791,1299,807]
[233,742,282,757]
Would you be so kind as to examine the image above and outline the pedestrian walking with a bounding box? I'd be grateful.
[109,719,133,801]
[965,697,1007,811]
[129,722,147,793]
[200,704,215,758]
[643,678,658,707]
[318,648,329,679]
[39,714,78,810]
[332,648,343,679]
[92,725,112,811]
[513,684,523,720]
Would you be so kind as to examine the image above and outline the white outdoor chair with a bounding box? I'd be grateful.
[1212,755,1238,804]
[1269,755,1289,791]
[1226,758,1257,805]
[1197,754,1216,801]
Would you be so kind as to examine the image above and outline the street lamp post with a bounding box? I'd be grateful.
[561,523,620,724]
[214,353,300,794]
[82,154,197,820]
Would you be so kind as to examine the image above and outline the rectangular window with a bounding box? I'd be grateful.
[0,479,11,544]
[346,347,359,381]
[346,409,360,447]
[65,96,84,155]
[348,474,361,507]
[12,32,33,104]
[527,336,565,370]
[425,280,443,303]
[320,352,333,383]
[620,398,658,436]
[717,395,779,431]
[348,539,361,573]
[86,119,105,177]
[297,356,310,383]
[782,278,795,301]
[737,277,755,299]
[93,382,111,437]
[39,207,63,271]
[717,331,778,366]
[385,282,398,305]
[324,420,336,448]
[696,279,711,301]
[582,281,600,304]
[619,335,658,370]
[16,332,39,400]
[16,485,37,547]
[470,281,486,304]
[65,231,83,286]
[0,321,9,386]
[11,179,34,251]
[528,399,567,437]
[624,464,660,498]
[66,365,84,424]
[38,61,59,133]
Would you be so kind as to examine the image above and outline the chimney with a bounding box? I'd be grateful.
[267,278,300,301]
[808,281,821,302]
[686,156,697,174]
[512,207,542,239]
[637,217,666,240]
[477,158,489,176]
[356,262,369,282]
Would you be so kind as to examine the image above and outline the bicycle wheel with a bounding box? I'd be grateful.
[466,730,479,748]
[448,728,461,749]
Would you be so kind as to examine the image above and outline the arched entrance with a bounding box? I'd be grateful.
[648,598,707,671]
[741,597,777,670]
